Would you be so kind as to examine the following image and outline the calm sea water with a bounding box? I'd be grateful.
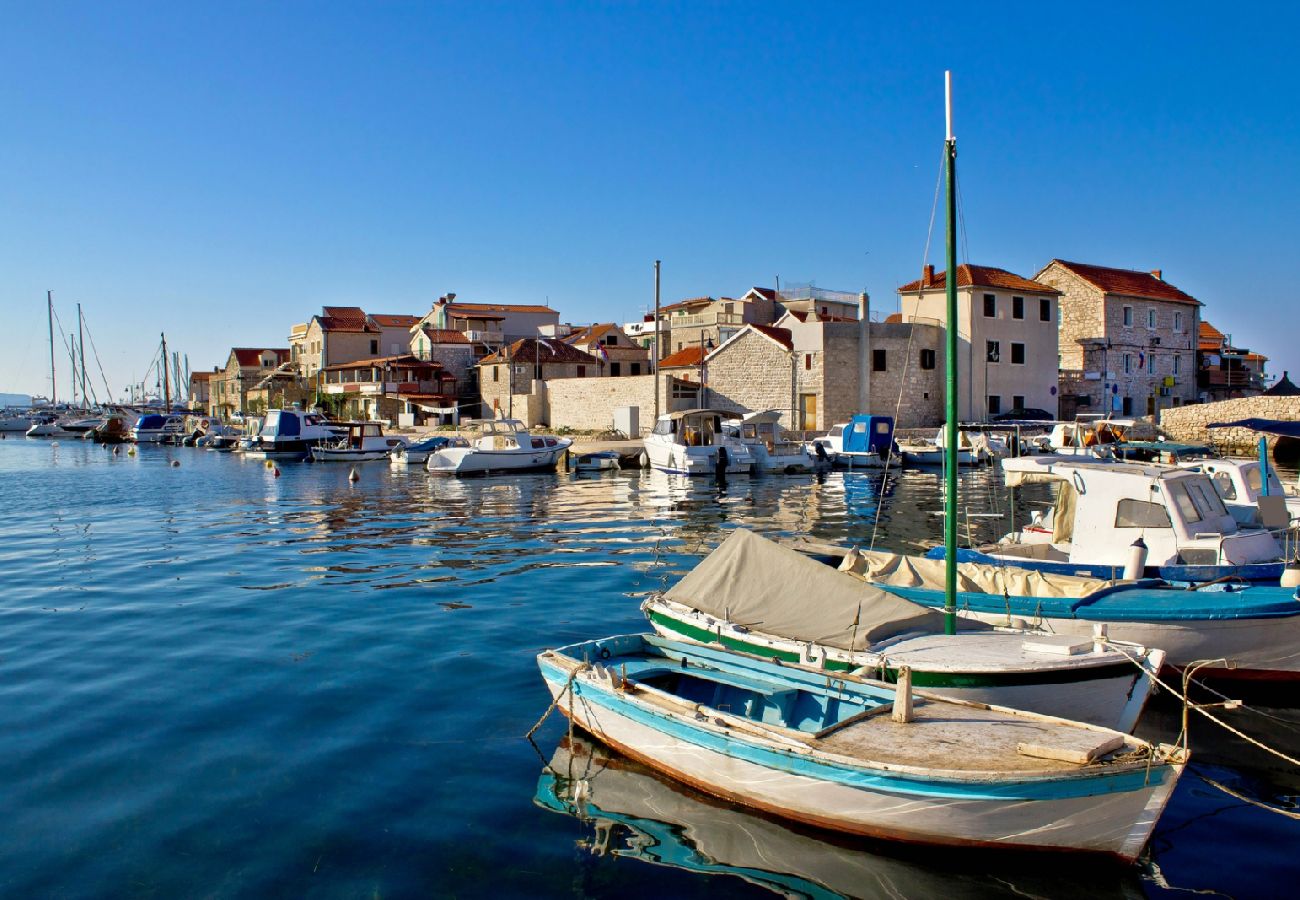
[1,438,1297,899]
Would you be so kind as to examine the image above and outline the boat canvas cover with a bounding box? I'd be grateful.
[663,529,947,650]
[838,547,1111,599]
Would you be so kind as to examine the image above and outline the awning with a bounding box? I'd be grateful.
[1207,418,1300,438]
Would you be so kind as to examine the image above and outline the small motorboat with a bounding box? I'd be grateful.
[807,414,896,468]
[89,415,132,444]
[642,409,756,476]
[309,421,407,462]
[572,450,621,472]
[724,410,827,473]
[537,633,1186,861]
[389,434,468,467]
[130,413,186,443]
[246,409,344,458]
[25,415,63,437]
[426,419,571,476]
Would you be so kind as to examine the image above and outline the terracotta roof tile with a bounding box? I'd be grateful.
[749,324,793,350]
[660,296,715,313]
[478,338,599,366]
[417,327,471,344]
[659,346,705,368]
[370,314,420,328]
[898,264,1060,295]
[231,348,291,368]
[444,302,557,315]
[1046,260,1201,305]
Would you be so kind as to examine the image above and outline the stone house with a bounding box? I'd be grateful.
[288,307,420,380]
[1197,320,1268,401]
[562,323,650,376]
[1034,261,1201,418]
[408,323,477,404]
[208,348,292,418]
[656,289,781,357]
[188,369,215,411]
[476,338,601,421]
[413,294,560,354]
[898,265,1061,421]
[319,354,458,424]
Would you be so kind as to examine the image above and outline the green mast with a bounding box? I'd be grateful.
[943,71,959,635]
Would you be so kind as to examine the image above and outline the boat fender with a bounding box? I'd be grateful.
[273,466,281,478]
[814,442,829,462]
[127,447,135,456]
[51,441,59,448]
[1123,538,1148,581]
[265,459,275,469]
[170,459,180,467]
[1282,566,1300,589]
[716,446,729,477]
[348,468,360,482]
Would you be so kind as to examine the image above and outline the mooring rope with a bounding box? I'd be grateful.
[524,663,588,740]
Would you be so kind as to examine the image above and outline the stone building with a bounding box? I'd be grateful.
[208,348,292,418]
[1034,260,1201,418]
[898,264,1061,421]
[1197,320,1268,401]
[288,307,420,380]
[413,294,560,354]
[562,323,650,376]
[187,369,215,411]
[476,338,601,422]
[319,354,458,424]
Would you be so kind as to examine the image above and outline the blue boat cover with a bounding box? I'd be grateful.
[135,414,165,429]
[842,415,894,454]
[1207,418,1300,438]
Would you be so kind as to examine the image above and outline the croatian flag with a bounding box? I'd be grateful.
[596,344,610,362]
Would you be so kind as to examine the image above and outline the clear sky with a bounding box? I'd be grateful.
[2,1,1296,399]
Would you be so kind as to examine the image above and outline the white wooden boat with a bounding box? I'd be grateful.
[389,435,468,467]
[426,418,571,475]
[1177,457,1300,526]
[309,421,406,462]
[643,409,757,475]
[723,410,825,473]
[537,633,1186,861]
[573,450,621,472]
[643,530,1161,732]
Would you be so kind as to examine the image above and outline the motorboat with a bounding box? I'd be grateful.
[309,421,407,462]
[234,416,264,453]
[25,415,63,437]
[426,419,571,475]
[642,529,1161,732]
[572,450,621,472]
[89,415,132,444]
[389,434,468,467]
[945,457,1292,582]
[723,410,826,473]
[246,409,344,459]
[0,409,35,432]
[130,414,186,443]
[642,409,756,476]
[60,415,102,435]
[808,414,896,468]
[537,633,1186,861]
[1177,457,1300,526]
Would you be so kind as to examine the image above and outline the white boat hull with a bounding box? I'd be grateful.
[540,662,1181,860]
[427,445,568,475]
[310,448,391,462]
[644,441,755,476]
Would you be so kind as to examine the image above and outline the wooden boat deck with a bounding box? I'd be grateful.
[817,701,1137,774]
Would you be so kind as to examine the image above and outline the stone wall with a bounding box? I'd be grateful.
[547,374,680,433]
[705,330,797,426]
[865,323,945,428]
[1160,396,1300,454]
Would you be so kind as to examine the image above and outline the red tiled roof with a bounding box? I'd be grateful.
[443,302,557,315]
[1045,260,1201,305]
[898,264,1060,295]
[884,313,903,324]
[444,307,505,321]
[323,354,441,372]
[479,339,599,366]
[563,323,617,345]
[317,306,376,333]
[660,296,715,313]
[747,286,778,301]
[231,348,291,368]
[370,314,420,328]
[417,327,471,344]
[190,371,213,381]
[659,346,705,368]
[749,324,793,350]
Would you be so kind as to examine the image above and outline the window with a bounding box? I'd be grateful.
[1212,471,1237,501]
[1012,296,1024,319]
[631,363,641,376]
[1013,394,1025,409]
[1010,342,1026,365]
[987,395,1002,415]
[1040,298,1052,322]
[493,366,499,383]
[1122,396,1133,415]
[986,340,1000,363]
[370,340,379,355]
[919,348,936,370]
[872,348,887,371]
[577,365,587,377]
[1147,309,1157,329]
[1174,311,1184,332]
[804,353,812,370]
[1147,354,1155,374]
[1173,355,1181,376]
[652,418,675,436]
[983,294,996,318]
[1123,306,1133,327]
[1123,354,1132,374]
[603,335,617,345]
[1115,499,1172,528]
[610,362,621,376]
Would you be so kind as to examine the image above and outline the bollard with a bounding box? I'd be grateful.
[891,666,914,723]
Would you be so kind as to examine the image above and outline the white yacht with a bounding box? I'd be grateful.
[723,410,824,473]
[246,409,344,458]
[130,414,186,443]
[25,415,63,437]
[643,409,756,476]
[0,410,35,432]
[426,419,571,475]
[310,422,407,462]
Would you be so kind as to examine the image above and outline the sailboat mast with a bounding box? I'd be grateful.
[943,71,959,635]
[161,333,171,410]
[78,303,87,408]
[47,291,57,406]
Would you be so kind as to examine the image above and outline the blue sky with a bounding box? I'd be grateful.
[2,1,1296,398]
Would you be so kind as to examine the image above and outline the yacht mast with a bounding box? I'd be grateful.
[47,291,57,406]
[161,333,171,410]
[943,71,959,635]
[78,303,87,408]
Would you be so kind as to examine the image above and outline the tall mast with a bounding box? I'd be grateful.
[78,303,87,408]
[653,260,661,421]
[161,333,171,410]
[47,292,57,406]
[943,71,959,635]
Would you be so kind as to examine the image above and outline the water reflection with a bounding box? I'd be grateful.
[533,732,1143,900]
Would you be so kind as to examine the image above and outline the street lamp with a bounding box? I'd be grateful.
[698,332,715,408]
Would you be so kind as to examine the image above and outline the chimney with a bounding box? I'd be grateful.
[1150,269,1162,281]
[923,264,935,287]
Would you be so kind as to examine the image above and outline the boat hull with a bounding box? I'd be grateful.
[309,448,392,462]
[427,446,567,475]
[539,655,1180,860]
[644,441,756,476]
[934,547,1290,585]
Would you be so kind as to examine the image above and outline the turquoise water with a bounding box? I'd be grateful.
[1,438,1297,898]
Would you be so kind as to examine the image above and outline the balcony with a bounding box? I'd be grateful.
[1200,369,1263,389]
[664,311,745,329]
[463,329,504,345]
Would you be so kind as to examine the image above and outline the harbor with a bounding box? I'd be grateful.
[1,438,1298,896]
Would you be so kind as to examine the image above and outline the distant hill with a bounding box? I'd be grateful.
[0,393,31,407]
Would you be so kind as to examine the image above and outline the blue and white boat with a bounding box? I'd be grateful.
[389,434,468,467]
[537,633,1186,861]
[807,414,896,468]
[130,413,185,443]
[246,409,344,459]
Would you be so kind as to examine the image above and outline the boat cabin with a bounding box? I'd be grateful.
[650,409,740,447]
[468,418,563,451]
[1178,458,1292,527]
[1003,458,1282,568]
[842,415,894,455]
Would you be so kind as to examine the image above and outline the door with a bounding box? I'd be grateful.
[799,394,818,432]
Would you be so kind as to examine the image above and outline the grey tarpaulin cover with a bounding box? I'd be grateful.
[663,528,949,650]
